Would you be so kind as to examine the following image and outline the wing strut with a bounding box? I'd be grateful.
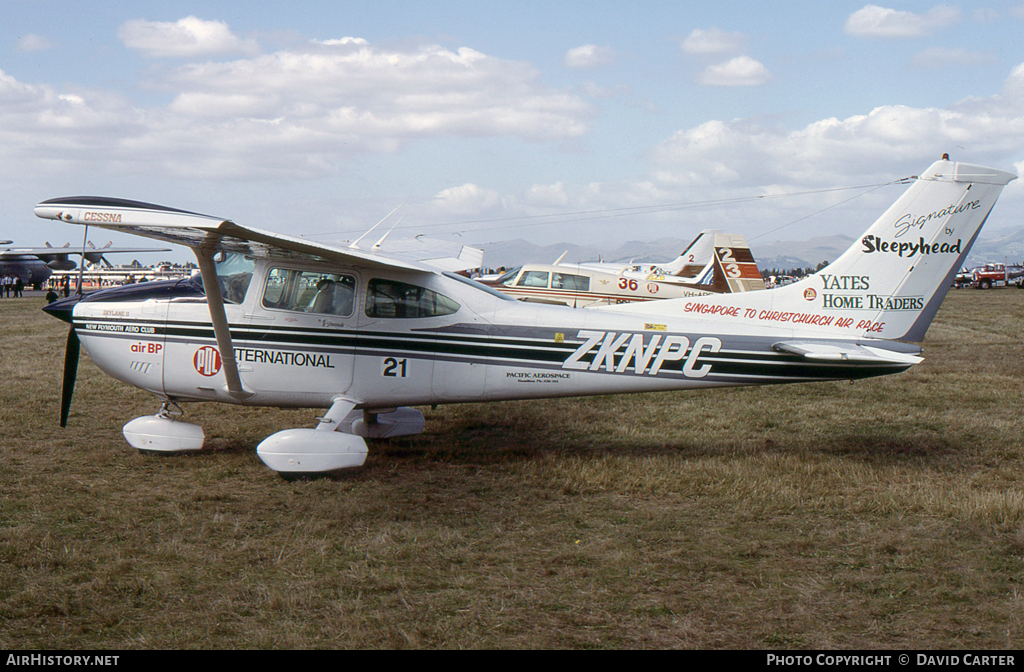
[194,236,252,400]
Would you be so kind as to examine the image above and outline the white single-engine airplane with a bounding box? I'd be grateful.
[575,229,761,286]
[38,158,1015,477]
[483,231,764,307]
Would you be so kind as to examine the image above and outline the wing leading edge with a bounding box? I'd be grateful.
[34,197,480,274]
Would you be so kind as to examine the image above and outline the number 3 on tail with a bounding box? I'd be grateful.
[382,357,408,377]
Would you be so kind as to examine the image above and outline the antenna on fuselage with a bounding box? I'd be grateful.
[349,204,403,250]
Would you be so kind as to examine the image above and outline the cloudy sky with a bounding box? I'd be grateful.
[3,1,1024,261]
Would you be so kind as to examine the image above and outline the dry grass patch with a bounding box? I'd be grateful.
[1,290,1023,648]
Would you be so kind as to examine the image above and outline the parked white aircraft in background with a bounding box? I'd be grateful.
[577,229,744,283]
[37,157,1015,477]
[481,231,765,307]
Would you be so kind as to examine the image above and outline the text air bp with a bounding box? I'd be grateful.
[562,330,721,377]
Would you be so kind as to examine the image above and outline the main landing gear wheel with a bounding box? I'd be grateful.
[122,401,205,454]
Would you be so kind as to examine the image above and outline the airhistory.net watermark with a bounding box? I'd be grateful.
[6,655,119,666]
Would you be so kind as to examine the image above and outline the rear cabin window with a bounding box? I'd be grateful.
[552,273,590,291]
[365,279,460,319]
[262,269,356,316]
[516,271,550,288]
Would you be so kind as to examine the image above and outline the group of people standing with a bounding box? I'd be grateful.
[1,275,25,298]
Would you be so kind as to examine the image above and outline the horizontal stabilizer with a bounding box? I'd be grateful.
[773,341,922,365]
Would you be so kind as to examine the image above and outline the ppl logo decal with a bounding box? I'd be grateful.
[194,346,222,377]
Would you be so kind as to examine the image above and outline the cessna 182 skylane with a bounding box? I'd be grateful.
[38,158,1015,477]
[483,231,765,307]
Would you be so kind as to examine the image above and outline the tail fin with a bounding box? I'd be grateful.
[660,229,721,277]
[606,158,1017,342]
[708,233,765,293]
[685,233,766,292]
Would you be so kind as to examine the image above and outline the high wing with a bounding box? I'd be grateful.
[34,197,483,274]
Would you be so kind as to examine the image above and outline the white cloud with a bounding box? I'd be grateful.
[158,41,591,145]
[844,4,960,39]
[526,182,570,207]
[433,183,503,214]
[457,63,1024,244]
[909,47,997,69]
[0,37,593,180]
[16,34,54,52]
[653,63,1024,190]
[564,44,615,69]
[315,37,369,47]
[698,56,772,87]
[680,28,745,55]
[118,16,259,58]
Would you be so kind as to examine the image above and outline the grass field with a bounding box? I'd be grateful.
[1,289,1022,649]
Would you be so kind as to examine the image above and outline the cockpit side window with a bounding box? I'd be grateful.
[517,270,550,288]
[262,268,356,316]
[365,279,460,319]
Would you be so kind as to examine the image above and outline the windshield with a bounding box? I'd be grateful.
[495,267,522,286]
[193,253,255,304]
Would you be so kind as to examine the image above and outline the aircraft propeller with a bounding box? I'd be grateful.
[43,295,82,427]
[60,327,80,427]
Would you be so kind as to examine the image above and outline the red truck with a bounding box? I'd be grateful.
[959,263,1024,289]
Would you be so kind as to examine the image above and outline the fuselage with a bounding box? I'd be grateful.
[481,262,715,307]
[56,256,915,412]
[0,256,52,287]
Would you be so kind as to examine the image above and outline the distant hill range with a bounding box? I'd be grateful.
[476,225,1024,274]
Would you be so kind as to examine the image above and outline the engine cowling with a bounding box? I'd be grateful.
[46,257,77,271]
